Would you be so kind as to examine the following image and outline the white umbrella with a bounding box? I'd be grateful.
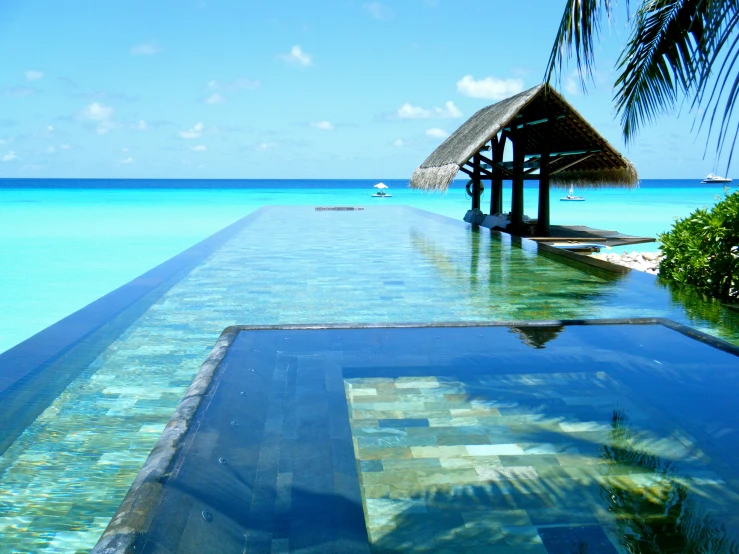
[374,183,388,189]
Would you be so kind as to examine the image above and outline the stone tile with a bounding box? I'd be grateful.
[378,418,429,428]
[357,446,412,460]
[411,446,468,458]
[437,434,491,446]
[466,444,524,456]
[359,460,383,473]
[499,455,560,467]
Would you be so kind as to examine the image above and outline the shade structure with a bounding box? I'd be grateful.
[408,84,638,236]
[374,183,389,189]
[409,84,638,192]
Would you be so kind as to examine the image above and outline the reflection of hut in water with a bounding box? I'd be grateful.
[509,324,564,349]
[409,84,650,246]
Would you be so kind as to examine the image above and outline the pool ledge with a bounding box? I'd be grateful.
[93,326,240,554]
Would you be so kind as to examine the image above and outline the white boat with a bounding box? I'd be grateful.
[371,182,392,197]
[560,185,585,202]
[701,173,732,183]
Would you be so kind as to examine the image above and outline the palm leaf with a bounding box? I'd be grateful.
[545,0,617,87]
[613,0,707,142]
[691,2,739,168]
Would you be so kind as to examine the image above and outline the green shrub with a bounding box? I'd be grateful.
[658,190,739,302]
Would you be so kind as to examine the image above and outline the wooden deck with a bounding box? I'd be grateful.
[525,224,655,248]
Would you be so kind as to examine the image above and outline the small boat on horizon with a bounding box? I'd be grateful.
[560,185,585,202]
[701,173,732,183]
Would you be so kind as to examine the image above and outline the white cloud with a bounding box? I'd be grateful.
[456,75,525,100]
[205,93,225,104]
[46,146,55,154]
[81,102,116,134]
[120,156,134,164]
[134,119,148,130]
[179,122,204,139]
[25,70,43,81]
[191,144,207,151]
[1,151,18,162]
[364,2,393,19]
[131,42,162,55]
[280,45,312,67]
[426,127,449,139]
[122,147,129,152]
[257,142,278,150]
[397,101,462,119]
[47,125,54,132]
[60,144,71,150]
[393,138,405,146]
[311,120,334,131]
[82,102,114,121]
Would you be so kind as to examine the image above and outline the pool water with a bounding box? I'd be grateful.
[107,323,739,553]
[0,206,738,552]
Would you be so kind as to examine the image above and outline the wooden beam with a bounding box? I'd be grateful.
[510,126,526,234]
[471,154,481,210]
[504,113,566,130]
[463,162,494,179]
[550,153,595,175]
[550,149,600,157]
[475,152,513,176]
[536,114,553,236]
[490,134,505,215]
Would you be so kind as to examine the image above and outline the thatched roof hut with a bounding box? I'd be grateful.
[408,84,638,236]
[410,84,638,192]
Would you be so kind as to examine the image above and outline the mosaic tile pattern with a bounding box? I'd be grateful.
[345,371,737,553]
[1,206,735,551]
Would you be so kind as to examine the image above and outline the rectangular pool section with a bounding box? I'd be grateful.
[98,322,739,553]
[1,206,739,552]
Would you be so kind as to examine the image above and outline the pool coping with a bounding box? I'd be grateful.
[92,317,739,553]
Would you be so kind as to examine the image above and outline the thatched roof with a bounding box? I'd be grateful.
[409,84,638,191]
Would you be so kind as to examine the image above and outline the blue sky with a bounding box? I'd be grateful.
[0,1,726,179]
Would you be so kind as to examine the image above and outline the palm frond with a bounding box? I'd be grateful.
[613,0,706,142]
[545,0,617,87]
[691,2,739,169]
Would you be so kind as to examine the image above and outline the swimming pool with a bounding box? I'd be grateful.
[0,206,737,551]
[98,321,739,553]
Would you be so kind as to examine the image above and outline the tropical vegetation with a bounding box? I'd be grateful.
[658,189,739,302]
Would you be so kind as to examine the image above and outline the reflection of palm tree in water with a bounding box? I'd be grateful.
[599,410,738,553]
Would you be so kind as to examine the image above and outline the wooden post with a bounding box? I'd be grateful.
[510,126,525,234]
[536,116,553,236]
[490,135,505,215]
[471,153,481,211]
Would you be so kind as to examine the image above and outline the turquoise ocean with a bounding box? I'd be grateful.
[0,178,732,354]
